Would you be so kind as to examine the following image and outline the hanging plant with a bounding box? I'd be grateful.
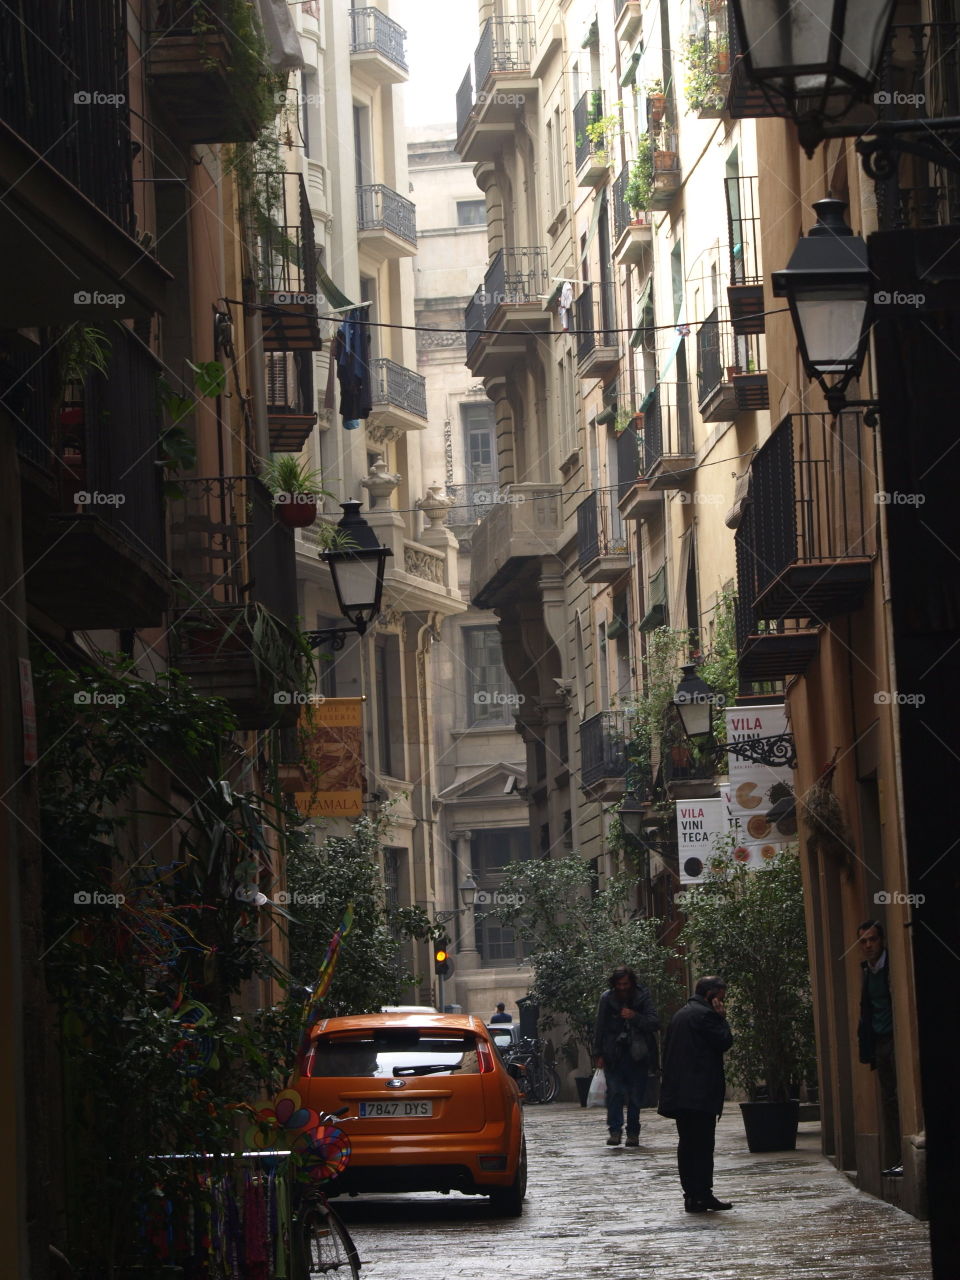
[625,135,654,212]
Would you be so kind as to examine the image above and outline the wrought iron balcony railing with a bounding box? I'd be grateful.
[371,358,427,419]
[357,184,417,245]
[168,475,297,624]
[456,66,475,138]
[642,382,694,474]
[617,424,642,501]
[576,490,629,571]
[576,281,618,364]
[725,174,763,286]
[574,89,606,173]
[252,172,317,299]
[464,246,549,356]
[0,0,133,231]
[580,710,631,787]
[349,6,408,70]
[474,16,536,90]
[445,483,507,528]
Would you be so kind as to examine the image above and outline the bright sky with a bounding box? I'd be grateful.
[392,0,476,129]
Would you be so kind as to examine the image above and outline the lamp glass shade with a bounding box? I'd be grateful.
[459,875,478,908]
[793,293,869,374]
[732,0,896,120]
[619,793,648,840]
[772,199,872,396]
[674,664,716,740]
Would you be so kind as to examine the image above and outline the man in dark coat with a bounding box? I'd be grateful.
[658,975,734,1211]
[593,966,659,1147]
[857,919,902,1176]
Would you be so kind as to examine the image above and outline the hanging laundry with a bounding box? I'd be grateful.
[334,307,373,430]
[558,280,575,331]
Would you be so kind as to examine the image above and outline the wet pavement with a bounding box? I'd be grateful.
[337,1101,931,1278]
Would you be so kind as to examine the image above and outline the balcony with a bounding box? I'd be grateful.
[663,741,719,800]
[168,476,300,729]
[683,5,731,119]
[696,309,768,420]
[574,90,611,186]
[470,483,563,609]
[616,424,662,521]
[266,351,316,453]
[357,184,418,260]
[349,6,408,85]
[445,483,507,539]
[367,358,428,433]
[576,282,619,377]
[650,137,682,209]
[0,0,168,326]
[456,17,538,163]
[612,164,654,267]
[642,382,694,489]
[16,328,170,630]
[464,247,551,377]
[148,1,265,143]
[874,23,960,230]
[725,2,791,120]
[725,175,766,334]
[614,0,643,43]
[579,710,631,799]
[735,412,876,680]
[252,173,322,351]
[576,490,629,583]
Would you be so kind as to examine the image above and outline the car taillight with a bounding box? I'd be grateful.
[477,1041,496,1074]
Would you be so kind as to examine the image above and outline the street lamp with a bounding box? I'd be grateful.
[729,0,897,138]
[728,0,960,170]
[306,500,392,650]
[672,663,718,742]
[435,874,478,925]
[771,199,874,414]
[672,669,799,771]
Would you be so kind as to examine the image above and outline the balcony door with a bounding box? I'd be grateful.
[462,402,497,514]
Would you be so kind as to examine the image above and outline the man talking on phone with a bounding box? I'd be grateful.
[658,976,734,1212]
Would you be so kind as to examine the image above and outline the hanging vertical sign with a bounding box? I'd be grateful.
[295,698,365,818]
[677,798,731,885]
[723,704,796,868]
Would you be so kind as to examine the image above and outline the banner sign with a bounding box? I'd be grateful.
[296,698,364,818]
[677,705,797,882]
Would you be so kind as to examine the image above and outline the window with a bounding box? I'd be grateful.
[461,402,497,489]
[464,626,514,724]
[557,351,577,464]
[457,199,486,226]
[471,828,530,878]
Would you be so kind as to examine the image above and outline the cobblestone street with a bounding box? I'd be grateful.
[338,1103,931,1279]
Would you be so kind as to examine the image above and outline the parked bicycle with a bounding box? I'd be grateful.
[292,1106,361,1279]
[504,1036,561,1104]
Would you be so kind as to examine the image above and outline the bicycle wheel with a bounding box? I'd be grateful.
[300,1204,361,1278]
[539,1064,561,1103]
[526,1058,551,1103]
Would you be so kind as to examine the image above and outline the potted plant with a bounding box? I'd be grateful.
[262,454,326,528]
[646,79,666,125]
[676,840,816,1152]
[584,99,623,169]
[625,136,654,214]
[683,32,730,116]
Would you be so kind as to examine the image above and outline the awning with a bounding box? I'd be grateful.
[640,563,667,631]
[257,0,304,71]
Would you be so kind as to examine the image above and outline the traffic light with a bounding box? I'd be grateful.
[434,946,451,978]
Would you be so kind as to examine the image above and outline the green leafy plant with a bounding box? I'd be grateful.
[262,454,327,499]
[156,361,227,497]
[675,840,816,1101]
[584,97,623,167]
[625,135,654,212]
[683,32,729,113]
[187,0,287,132]
[59,323,113,386]
[489,857,683,1064]
[696,590,739,742]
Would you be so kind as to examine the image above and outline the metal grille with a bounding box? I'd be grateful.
[576,282,618,362]
[371,359,427,419]
[357,184,417,245]
[0,0,133,230]
[725,175,762,285]
[576,490,628,569]
[642,382,693,473]
[349,6,408,70]
[252,172,318,300]
[574,90,605,172]
[579,711,630,786]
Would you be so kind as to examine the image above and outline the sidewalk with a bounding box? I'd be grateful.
[346,1102,933,1279]
[526,1103,932,1279]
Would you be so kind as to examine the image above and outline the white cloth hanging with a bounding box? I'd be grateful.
[558,280,575,331]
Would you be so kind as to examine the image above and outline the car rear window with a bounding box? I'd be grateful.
[309,1030,481,1078]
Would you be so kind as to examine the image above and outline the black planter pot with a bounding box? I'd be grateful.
[575,1075,593,1107]
[739,1099,800,1152]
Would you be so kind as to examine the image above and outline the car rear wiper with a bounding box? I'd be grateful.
[393,1062,463,1076]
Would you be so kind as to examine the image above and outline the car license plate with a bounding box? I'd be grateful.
[358,1100,433,1118]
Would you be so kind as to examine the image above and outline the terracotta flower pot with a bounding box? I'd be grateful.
[716,49,730,74]
[275,495,318,528]
[648,93,666,124]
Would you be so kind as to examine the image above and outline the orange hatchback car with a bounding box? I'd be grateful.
[297,1011,527,1215]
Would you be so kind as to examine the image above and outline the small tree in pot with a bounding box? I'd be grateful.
[676,840,816,1151]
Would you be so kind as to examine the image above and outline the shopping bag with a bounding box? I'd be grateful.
[586,1068,607,1108]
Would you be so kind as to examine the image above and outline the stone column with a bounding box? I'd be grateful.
[454,830,480,971]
